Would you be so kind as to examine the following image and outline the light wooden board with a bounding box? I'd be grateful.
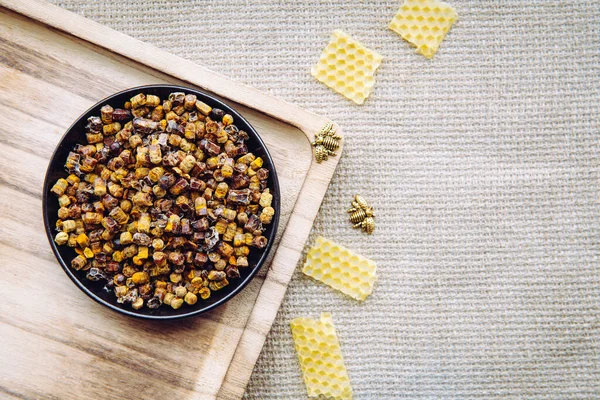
[0,1,342,399]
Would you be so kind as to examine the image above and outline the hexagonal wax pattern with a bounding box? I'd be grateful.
[311,30,383,105]
[290,313,352,400]
[302,236,377,301]
[389,0,458,59]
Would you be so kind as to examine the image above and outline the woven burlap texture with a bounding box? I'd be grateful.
[49,1,600,398]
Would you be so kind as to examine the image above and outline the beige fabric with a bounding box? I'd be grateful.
[48,0,600,398]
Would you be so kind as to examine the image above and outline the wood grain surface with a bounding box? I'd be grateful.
[0,1,342,399]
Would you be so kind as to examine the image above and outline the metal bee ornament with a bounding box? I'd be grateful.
[354,216,375,235]
[348,194,375,234]
[313,122,341,163]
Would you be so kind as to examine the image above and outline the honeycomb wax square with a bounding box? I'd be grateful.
[311,30,383,105]
[389,0,458,59]
[290,313,352,400]
[302,236,377,301]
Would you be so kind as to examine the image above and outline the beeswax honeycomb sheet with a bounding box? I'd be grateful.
[303,236,377,301]
[389,0,458,59]
[290,313,352,399]
[311,30,383,105]
[48,1,600,399]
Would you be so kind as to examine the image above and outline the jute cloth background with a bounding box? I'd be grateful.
[48,1,600,398]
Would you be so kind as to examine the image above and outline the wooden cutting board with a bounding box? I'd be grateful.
[0,1,342,399]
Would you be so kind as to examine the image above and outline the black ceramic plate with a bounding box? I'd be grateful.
[43,85,280,320]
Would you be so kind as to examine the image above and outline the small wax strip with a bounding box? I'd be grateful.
[290,313,352,399]
[311,30,383,105]
[302,236,377,301]
[389,0,458,59]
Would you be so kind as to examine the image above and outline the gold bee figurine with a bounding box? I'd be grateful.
[348,195,375,234]
[354,216,375,235]
[314,145,336,163]
[313,122,342,163]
